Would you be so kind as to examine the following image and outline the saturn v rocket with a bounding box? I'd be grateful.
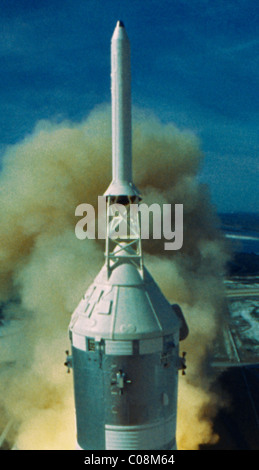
[67,20,188,450]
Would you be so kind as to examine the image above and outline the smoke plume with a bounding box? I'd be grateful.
[0,106,229,449]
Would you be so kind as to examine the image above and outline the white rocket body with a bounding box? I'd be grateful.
[104,21,139,198]
[68,21,188,450]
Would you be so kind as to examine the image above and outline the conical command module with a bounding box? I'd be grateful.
[66,20,188,451]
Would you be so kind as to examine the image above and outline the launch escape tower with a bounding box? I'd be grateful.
[67,21,188,450]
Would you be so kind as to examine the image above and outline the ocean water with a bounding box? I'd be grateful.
[224,230,259,255]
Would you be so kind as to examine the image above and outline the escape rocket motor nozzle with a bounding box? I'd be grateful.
[104,20,140,198]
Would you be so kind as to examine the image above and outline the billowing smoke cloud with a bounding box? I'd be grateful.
[0,106,229,449]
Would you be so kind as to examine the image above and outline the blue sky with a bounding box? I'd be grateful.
[1,0,258,213]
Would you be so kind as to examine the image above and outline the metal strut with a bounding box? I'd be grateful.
[105,196,144,278]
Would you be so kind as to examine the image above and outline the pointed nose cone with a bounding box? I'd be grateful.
[117,20,124,27]
[111,20,129,43]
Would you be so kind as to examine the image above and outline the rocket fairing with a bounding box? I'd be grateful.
[67,21,188,450]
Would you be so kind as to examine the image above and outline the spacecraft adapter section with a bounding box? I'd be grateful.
[72,343,178,450]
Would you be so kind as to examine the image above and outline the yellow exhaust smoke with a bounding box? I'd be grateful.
[0,106,229,449]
